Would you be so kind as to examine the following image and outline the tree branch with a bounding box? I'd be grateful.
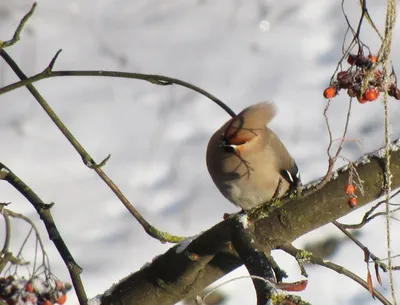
[0,162,88,305]
[0,48,185,244]
[280,243,390,305]
[0,2,37,48]
[101,142,400,305]
[0,52,236,118]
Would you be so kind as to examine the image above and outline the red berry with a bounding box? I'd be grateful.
[43,300,53,305]
[26,282,34,293]
[344,184,355,195]
[348,197,358,208]
[357,95,368,104]
[323,86,337,99]
[347,54,356,65]
[363,88,379,101]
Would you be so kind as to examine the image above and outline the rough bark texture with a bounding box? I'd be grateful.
[101,142,400,305]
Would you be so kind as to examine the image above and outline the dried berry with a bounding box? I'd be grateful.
[347,54,356,65]
[347,87,358,97]
[389,84,400,100]
[395,88,400,100]
[337,71,352,89]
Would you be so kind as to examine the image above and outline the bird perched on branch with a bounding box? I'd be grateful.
[206,102,301,211]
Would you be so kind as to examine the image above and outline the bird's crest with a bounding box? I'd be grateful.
[223,102,276,145]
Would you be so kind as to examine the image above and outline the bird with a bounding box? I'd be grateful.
[206,102,300,211]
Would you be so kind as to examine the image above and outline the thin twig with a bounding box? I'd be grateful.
[337,190,400,229]
[0,212,12,273]
[359,0,384,40]
[0,64,236,118]
[280,243,391,305]
[0,3,37,48]
[4,209,50,275]
[0,163,88,305]
[333,220,388,272]
[5,209,47,256]
[2,226,33,277]
[202,275,271,302]
[0,48,185,244]
[378,0,397,302]
[310,96,353,193]
[1,210,11,255]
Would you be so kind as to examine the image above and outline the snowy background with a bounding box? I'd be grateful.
[1,0,400,304]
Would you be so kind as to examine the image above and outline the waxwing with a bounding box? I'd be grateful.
[206,102,300,210]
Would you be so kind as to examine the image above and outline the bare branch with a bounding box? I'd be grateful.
[0,48,184,244]
[0,3,37,48]
[0,60,236,118]
[0,163,88,305]
[333,220,388,273]
[280,243,390,305]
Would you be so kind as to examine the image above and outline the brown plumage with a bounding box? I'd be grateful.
[206,102,300,210]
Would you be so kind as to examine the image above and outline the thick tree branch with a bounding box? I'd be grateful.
[101,142,400,305]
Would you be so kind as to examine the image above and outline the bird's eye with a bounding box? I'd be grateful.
[222,145,236,153]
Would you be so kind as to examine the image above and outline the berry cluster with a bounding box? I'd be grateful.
[344,184,357,208]
[323,53,400,103]
[0,276,70,305]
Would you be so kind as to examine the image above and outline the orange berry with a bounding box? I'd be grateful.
[357,95,368,104]
[323,86,337,99]
[43,300,53,305]
[368,54,377,63]
[25,282,34,293]
[363,88,379,101]
[348,197,357,208]
[344,184,355,195]
[56,294,67,305]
